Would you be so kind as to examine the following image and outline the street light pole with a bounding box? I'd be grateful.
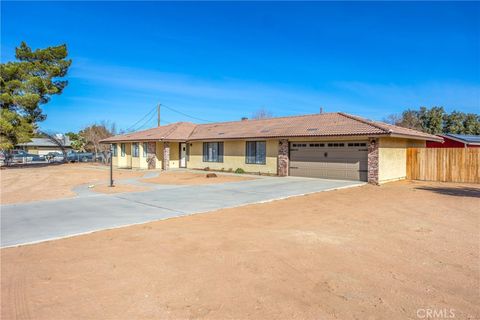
[109,144,114,187]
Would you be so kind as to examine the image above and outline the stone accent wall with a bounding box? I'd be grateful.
[368,138,379,185]
[162,142,170,170]
[277,139,289,176]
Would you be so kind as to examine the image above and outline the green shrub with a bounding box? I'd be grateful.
[235,168,245,174]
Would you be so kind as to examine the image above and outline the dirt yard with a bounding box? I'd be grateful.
[0,163,145,204]
[0,165,252,204]
[140,171,253,185]
[1,181,479,319]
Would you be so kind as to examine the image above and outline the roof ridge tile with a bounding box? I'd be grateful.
[337,112,390,133]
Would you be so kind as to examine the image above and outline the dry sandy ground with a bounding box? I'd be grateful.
[1,181,479,319]
[0,165,252,204]
[140,171,253,185]
[0,163,145,204]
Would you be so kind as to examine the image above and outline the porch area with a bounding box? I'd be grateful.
[111,141,187,170]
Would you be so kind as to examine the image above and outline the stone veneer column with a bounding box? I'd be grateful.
[367,138,379,185]
[277,139,289,176]
[162,141,170,170]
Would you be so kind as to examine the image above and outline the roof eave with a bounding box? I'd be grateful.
[441,135,480,145]
[389,133,444,142]
[100,138,165,143]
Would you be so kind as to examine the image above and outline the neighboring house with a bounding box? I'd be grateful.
[426,134,480,148]
[101,112,442,184]
[16,135,72,155]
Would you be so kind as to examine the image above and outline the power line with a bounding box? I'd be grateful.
[135,110,157,131]
[162,104,214,123]
[135,114,171,131]
[125,105,157,132]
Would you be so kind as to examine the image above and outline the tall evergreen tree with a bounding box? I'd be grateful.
[463,113,480,135]
[444,111,466,134]
[0,42,71,149]
[386,107,479,135]
[418,106,445,135]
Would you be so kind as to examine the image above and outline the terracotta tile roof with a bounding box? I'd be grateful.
[101,122,196,143]
[339,113,444,141]
[101,112,442,143]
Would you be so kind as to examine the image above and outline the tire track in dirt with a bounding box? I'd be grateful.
[8,264,31,320]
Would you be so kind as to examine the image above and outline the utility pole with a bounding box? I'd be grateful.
[109,144,114,187]
[157,103,161,127]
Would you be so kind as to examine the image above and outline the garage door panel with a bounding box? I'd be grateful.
[289,142,368,181]
[290,162,367,180]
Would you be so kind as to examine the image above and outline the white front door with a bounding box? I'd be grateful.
[180,143,187,168]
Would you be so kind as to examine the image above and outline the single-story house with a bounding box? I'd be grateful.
[101,112,442,184]
[426,134,480,148]
[16,136,72,155]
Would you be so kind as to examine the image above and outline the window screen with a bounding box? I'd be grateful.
[143,142,148,157]
[246,141,266,164]
[112,143,117,157]
[121,143,126,157]
[203,142,224,162]
[132,143,139,157]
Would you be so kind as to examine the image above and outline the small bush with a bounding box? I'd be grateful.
[235,168,245,174]
[204,167,210,171]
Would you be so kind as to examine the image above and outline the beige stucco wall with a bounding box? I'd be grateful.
[113,142,165,169]
[112,143,119,167]
[139,143,149,169]
[155,142,163,169]
[26,147,39,155]
[130,143,150,169]
[117,142,132,168]
[26,147,72,156]
[187,139,279,174]
[169,142,180,169]
[131,154,140,168]
[378,137,426,183]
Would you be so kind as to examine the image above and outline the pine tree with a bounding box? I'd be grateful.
[0,42,72,149]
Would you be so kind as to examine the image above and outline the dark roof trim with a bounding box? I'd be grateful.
[441,134,480,145]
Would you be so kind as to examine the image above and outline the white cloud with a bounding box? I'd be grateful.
[68,61,480,123]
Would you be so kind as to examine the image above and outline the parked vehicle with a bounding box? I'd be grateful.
[66,151,94,162]
[45,152,65,163]
[12,151,34,163]
[0,150,6,166]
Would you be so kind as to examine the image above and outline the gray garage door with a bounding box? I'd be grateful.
[289,142,368,181]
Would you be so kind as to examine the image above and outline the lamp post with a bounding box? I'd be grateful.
[109,144,114,187]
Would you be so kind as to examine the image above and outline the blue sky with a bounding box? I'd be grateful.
[2,2,479,133]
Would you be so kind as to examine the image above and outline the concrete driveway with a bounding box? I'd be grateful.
[1,176,363,247]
